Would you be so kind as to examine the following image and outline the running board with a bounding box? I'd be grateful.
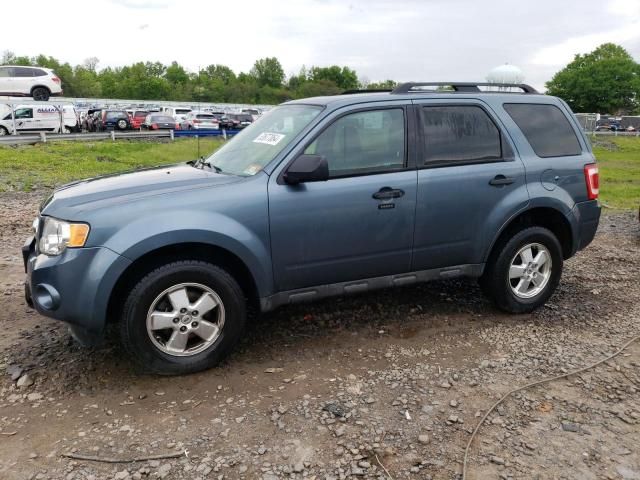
[260,264,484,312]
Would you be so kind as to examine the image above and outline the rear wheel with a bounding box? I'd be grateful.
[116,119,128,130]
[120,261,246,375]
[480,226,563,313]
[31,87,50,101]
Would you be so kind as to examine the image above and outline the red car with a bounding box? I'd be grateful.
[129,110,149,130]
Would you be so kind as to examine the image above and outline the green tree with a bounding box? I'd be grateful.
[366,79,398,90]
[202,64,236,85]
[250,57,285,88]
[546,43,640,114]
[165,61,188,85]
[309,65,359,90]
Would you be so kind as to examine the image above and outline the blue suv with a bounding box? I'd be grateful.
[23,82,601,374]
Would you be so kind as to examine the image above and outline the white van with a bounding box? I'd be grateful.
[0,104,78,135]
[161,106,192,123]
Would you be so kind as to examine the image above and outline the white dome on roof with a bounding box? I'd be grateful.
[487,64,525,84]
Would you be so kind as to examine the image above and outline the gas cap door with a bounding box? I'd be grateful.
[541,169,559,191]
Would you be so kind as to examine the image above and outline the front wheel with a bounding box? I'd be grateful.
[116,119,128,130]
[480,226,563,313]
[120,261,246,375]
[0,126,8,136]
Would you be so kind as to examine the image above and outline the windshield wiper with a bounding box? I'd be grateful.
[204,162,223,173]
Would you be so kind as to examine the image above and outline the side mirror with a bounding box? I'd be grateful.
[284,154,329,185]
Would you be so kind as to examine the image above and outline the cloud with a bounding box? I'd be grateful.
[2,0,639,92]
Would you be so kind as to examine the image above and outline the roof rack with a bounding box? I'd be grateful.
[342,89,393,95]
[391,82,538,94]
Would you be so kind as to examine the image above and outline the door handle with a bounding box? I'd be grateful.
[489,175,515,186]
[372,187,405,200]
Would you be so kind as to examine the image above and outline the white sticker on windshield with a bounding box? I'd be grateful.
[253,132,285,146]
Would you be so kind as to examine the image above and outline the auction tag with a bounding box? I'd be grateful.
[253,132,285,146]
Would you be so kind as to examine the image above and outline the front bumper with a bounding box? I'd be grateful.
[24,238,131,339]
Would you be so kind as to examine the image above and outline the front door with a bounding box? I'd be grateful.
[411,100,529,271]
[269,105,418,291]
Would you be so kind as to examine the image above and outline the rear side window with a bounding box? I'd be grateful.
[14,67,35,77]
[32,69,48,77]
[503,103,581,157]
[420,105,502,166]
[0,67,12,77]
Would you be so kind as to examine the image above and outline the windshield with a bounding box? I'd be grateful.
[175,109,191,115]
[205,104,322,176]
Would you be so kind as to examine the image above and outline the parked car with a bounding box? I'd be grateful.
[219,113,253,130]
[143,113,179,130]
[129,110,149,130]
[23,82,600,375]
[180,112,220,130]
[241,108,261,121]
[0,103,78,135]
[0,65,63,101]
[101,110,131,130]
[160,106,192,123]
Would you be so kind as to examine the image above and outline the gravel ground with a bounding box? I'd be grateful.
[0,191,638,480]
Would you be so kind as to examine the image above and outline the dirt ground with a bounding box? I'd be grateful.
[0,191,638,480]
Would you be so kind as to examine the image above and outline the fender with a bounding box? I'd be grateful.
[104,209,274,298]
[483,196,577,263]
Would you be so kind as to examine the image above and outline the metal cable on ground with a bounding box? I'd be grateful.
[462,333,640,480]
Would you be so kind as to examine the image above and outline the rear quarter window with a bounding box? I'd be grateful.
[503,103,582,158]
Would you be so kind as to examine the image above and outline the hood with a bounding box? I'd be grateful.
[41,163,242,216]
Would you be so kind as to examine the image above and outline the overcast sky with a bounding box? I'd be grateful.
[3,0,640,91]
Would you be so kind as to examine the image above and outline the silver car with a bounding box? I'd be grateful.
[180,112,220,130]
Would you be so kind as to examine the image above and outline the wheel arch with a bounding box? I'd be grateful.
[30,85,51,95]
[106,242,260,325]
[484,206,574,264]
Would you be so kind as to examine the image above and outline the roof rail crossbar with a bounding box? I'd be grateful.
[391,82,538,94]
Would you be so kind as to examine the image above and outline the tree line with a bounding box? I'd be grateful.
[3,43,639,112]
[1,51,396,104]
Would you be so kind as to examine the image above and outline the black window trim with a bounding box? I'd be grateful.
[277,104,414,184]
[416,102,515,170]
[503,102,583,158]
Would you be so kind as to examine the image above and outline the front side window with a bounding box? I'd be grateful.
[304,108,405,177]
[0,67,12,78]
[14,108,33,119]
[503,103,582,158]
[421,105,502,166]
[206,104,322,176]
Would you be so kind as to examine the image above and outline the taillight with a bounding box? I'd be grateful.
[52,76,60,83]
[584,164,599,200]
[175,124,180,130]
[151,123,158,129]
[193,119,200,124]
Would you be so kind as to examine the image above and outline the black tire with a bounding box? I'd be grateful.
[31,87,50,101]
[479,226,563,313]
[116,119,128,131]
[120,260,246,375]
[0,126,8,136]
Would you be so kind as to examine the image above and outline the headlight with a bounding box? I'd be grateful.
[38,217,90,256]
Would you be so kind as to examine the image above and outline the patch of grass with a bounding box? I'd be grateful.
[0,138,224,192]
[592,136,640,210]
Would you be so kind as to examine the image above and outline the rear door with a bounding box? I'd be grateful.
[411,99,529,271]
